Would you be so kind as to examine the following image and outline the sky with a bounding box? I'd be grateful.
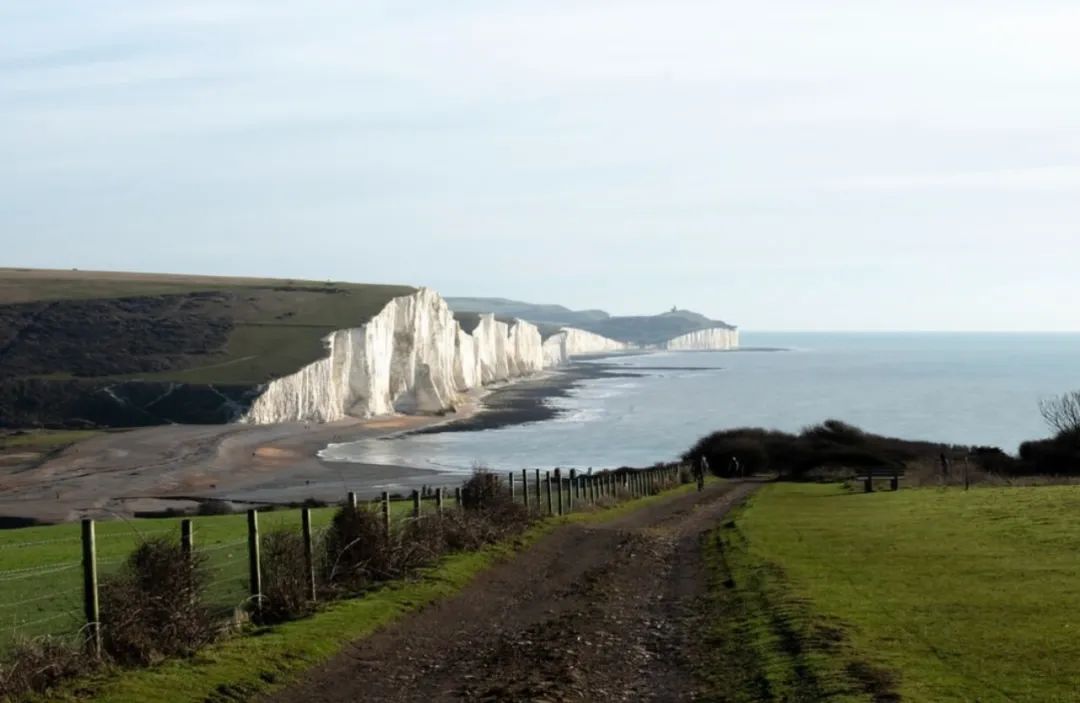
[2,1,1079,331]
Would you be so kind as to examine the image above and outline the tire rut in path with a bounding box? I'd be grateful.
[263,481,760,703]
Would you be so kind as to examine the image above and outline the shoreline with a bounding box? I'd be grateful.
[0,368,582,524]
[0,350,732,524]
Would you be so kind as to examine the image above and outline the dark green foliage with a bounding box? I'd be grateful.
[1018,429,1080,475]
[684,420,955,479]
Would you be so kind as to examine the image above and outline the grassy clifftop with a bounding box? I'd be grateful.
[0,268,414,386]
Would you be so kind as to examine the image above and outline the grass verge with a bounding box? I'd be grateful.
[43,480,703,703]
[702,483,1080,702]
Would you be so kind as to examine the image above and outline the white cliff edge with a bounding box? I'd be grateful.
[241,289,625,424]
[661,327,740,351]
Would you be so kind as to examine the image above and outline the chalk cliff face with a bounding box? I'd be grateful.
[243,289,589,424]
[241,288,736,425]
[662,327,740,351]
[542,328,628,367]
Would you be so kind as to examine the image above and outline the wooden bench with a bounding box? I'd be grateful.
[855,467,905,492]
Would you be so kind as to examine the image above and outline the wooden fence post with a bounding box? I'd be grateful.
[509,472,515,502]
[436,488,444,515]
[412,490,421,518]
[382,491,391,537]
[555,469,563,516]
[301,508,316,603]
[535,469,542,507]
[347,491,358,510]
[522,469,529,510]
[247,509,262,611]
[81,519,101,658]
[568,470,575,511]
[181,518,193,559]
[545,471,553,515]
[455,486,462,507]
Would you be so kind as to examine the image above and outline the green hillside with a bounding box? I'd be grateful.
[0,269,413,386]
[446,296,736,346]
[0,269,413,427]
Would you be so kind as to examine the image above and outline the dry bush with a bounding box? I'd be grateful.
[460,469,505,512]
[258,529,315,624]
[0,636,90,701]
[397,515,450,569]
[322,506,399,591]
[99,537,215,666]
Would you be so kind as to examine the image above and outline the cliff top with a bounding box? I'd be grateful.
[0,268,414,385]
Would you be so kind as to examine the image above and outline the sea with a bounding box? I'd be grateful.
[319,333,1080,475]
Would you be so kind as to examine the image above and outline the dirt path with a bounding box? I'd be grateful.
[264,480,760,703]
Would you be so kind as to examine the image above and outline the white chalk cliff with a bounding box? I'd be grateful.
[662,327,740,351]
[241,289,740,425]
[241,289,624,424]
[542,328,629,367]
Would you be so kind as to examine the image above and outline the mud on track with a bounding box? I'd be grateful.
[263,480,760,703]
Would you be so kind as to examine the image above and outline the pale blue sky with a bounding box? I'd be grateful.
[3,1,1079,330]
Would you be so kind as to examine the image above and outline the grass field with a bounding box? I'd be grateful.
[0,483,576,653]
[705,483,1080,702]
[0,505,348,650]
[0,268,414,385]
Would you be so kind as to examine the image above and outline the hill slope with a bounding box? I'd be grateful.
[0,269,413,426]
[446,296,736,346]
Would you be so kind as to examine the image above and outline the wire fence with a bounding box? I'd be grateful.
[0,464,693,658]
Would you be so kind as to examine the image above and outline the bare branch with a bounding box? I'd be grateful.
[1039,391,1080,436]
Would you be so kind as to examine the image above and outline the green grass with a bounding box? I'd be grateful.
[32,479,702,703]
[711,483,1080,702]
[0,268,414,385]
[0,478,696,652]
[0,507,340,648]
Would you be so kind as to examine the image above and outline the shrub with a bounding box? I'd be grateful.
[1018,432,1080,475]
[258,529,315,624]
[99,537,215,666]
[322,506,398,591]
[460,469,505,512]
[0,637,90,701]
[683,420,957,479]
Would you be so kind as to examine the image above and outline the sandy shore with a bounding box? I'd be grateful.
[0,398,484,524]
[0,360,641,524]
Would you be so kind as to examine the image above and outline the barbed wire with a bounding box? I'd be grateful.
[0,562,80,582]
[10,611,73,630]
[96,528,175,542]
[0,587,82,610]
[197,539,247,554]
[0,535,81,550]
[204,576,247,592]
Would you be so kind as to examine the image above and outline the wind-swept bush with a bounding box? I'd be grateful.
[683,420,956,479]
[322,506,398,591]
[99,537,215,666]
[258,529,316,624]
[0,636,89,701]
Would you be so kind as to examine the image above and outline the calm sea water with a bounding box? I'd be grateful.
[320,333,1080,474]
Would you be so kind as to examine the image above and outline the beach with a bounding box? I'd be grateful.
[0,362,628,524]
